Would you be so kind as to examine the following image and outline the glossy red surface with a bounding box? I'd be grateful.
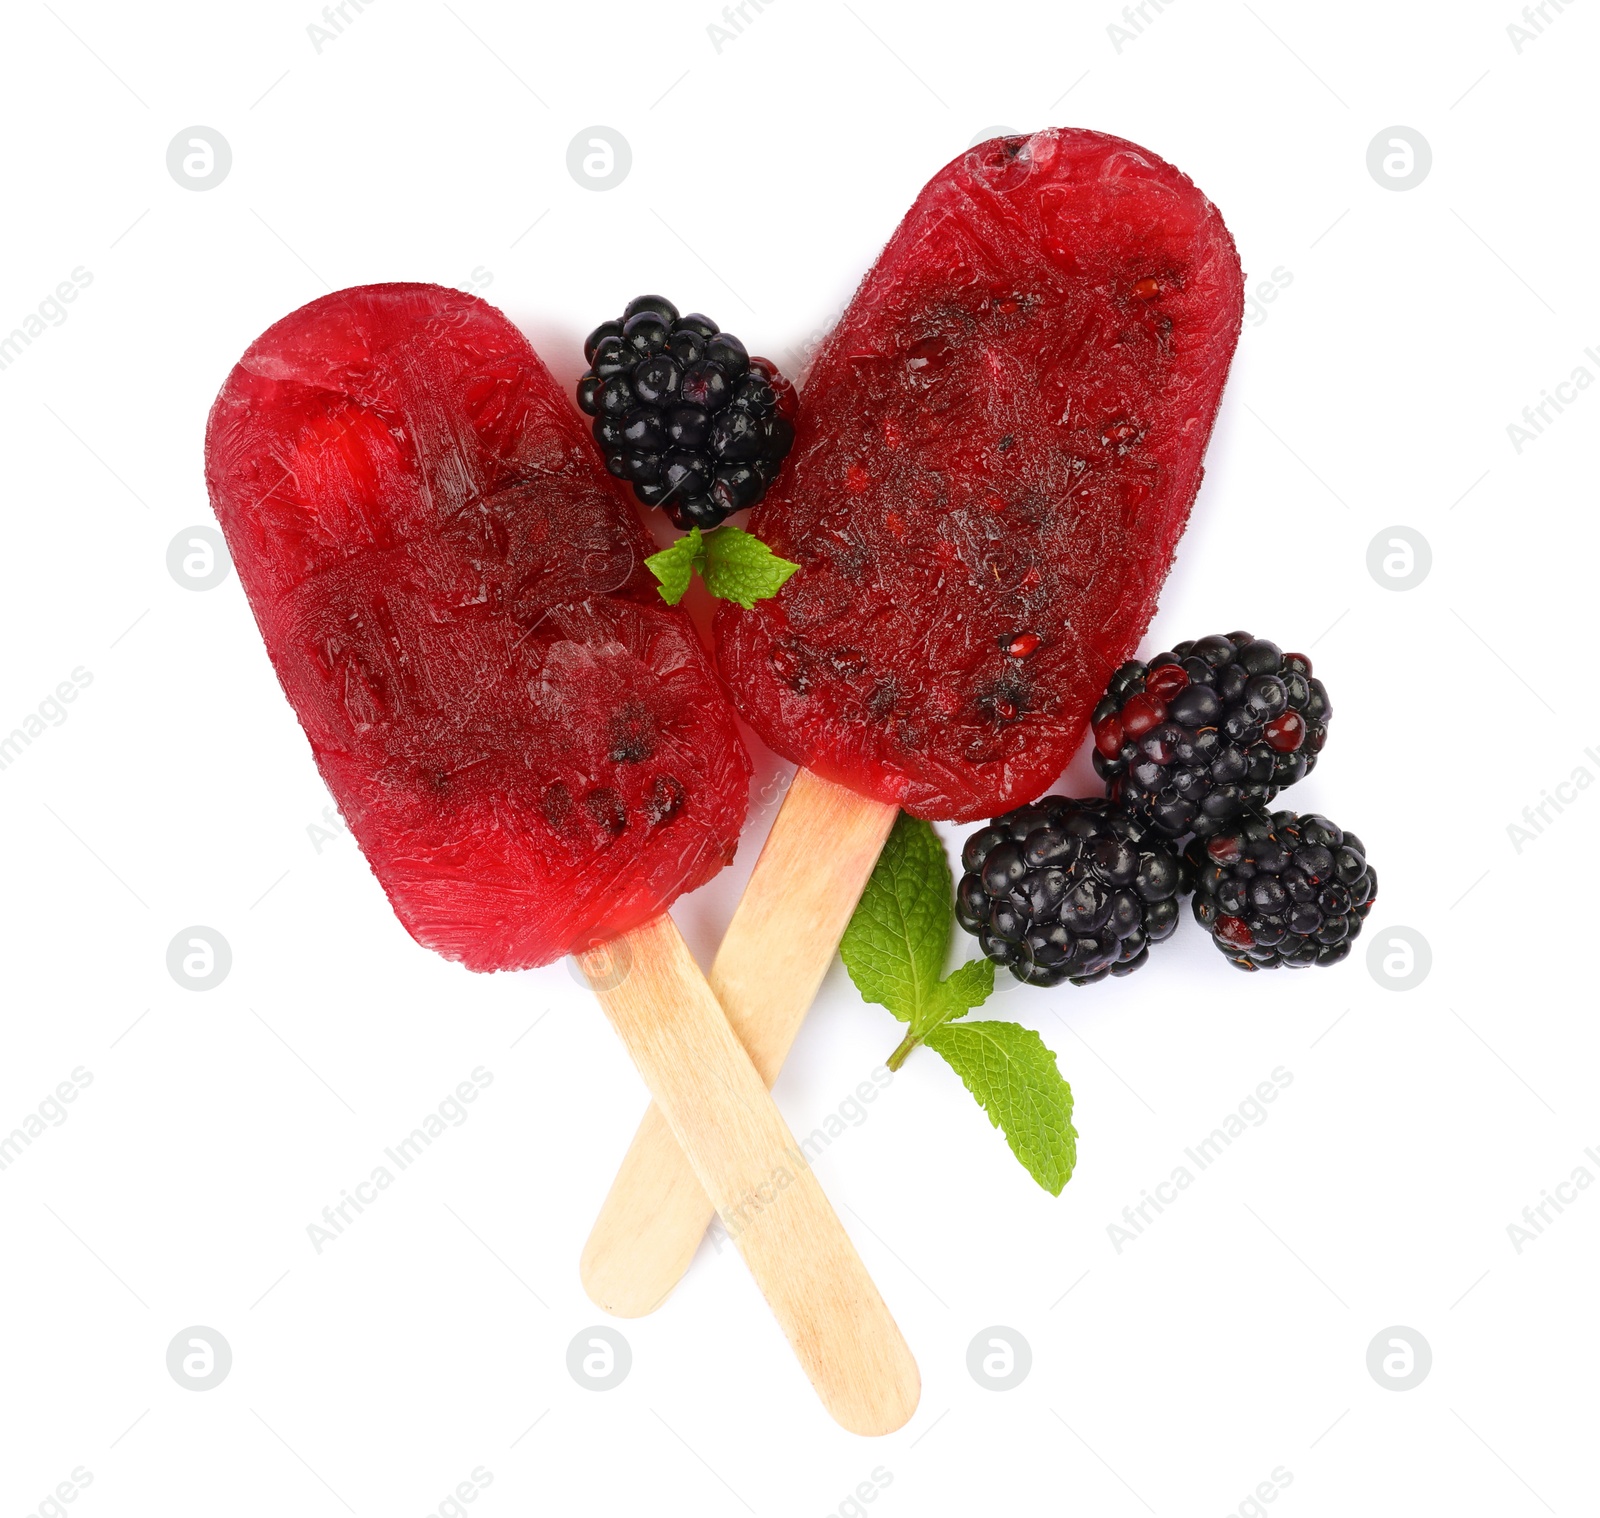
[206,284,749,971]
[718,129,1245,822]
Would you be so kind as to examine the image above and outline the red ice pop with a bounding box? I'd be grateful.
[583,129,1244,1312]
[720,128,1246,822]
[206,284,919,1434]
[205,283,748,970]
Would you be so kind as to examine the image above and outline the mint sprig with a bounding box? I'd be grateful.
[647,526,703,605]
[840,812,1078,1195]
[645,526,799,609]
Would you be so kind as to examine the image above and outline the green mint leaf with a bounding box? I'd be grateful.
[645,527,704,605]
[924,1020,1078,1195]
[644,525,796,609]
[699,525,799,610]
[840,812,953,1026]
[839,812,994,1068]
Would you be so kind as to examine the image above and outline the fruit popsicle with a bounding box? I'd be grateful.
[206,283,918,1434]
[582,129,1245,1313]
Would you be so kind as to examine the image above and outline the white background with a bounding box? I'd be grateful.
[2,2,1596,1514]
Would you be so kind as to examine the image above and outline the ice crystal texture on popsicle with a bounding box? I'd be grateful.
[718,129,1245,822]
[206,284,750,971]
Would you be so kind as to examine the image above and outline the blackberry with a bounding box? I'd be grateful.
[957,795,1189,988]
[1091,631,1331,839]
[1187,809,1376,971]
[576,295,796,531]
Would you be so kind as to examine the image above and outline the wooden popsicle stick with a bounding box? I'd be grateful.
[582,909,919,1437]
[582,769,897,1317]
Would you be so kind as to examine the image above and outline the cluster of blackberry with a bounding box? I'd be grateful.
[1091,633,1330,840]
[576,295,795,530]
[956,797,1188,988]
[957,632,1375,982]
[1188,811,1376,971]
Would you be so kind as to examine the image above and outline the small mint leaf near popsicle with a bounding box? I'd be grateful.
[646,527,703,605]
[699,526,799,610]
[839,812,994,1070]
[923,1021,1077,1196]
[645,526,798,610]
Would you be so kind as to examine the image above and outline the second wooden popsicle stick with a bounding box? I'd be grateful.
[581,768,898,1318]
[585,910,918,1436]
